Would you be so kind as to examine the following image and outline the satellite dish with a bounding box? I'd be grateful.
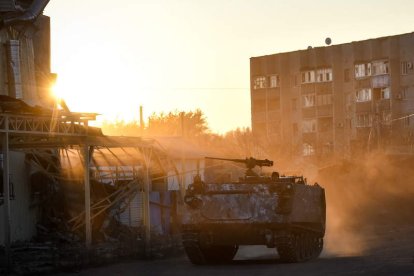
[307,46,313,50]
[325,37,332,45]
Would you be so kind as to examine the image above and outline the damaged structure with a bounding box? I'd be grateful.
[0,1,207,273]
[250,32,414,160]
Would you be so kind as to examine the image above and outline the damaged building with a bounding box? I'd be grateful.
[250,32,414,161]
[0,1,208,273]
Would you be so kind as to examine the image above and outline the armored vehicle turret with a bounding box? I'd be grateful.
[181,157,326,265]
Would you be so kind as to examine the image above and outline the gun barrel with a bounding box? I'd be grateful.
[205,156,273,168]
[205,157,247,164]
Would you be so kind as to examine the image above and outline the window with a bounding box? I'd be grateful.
[301,70,315,83]
[253,76,266,89]
[302,119,317,133]
[401,61,412,75]
[371,60,389,76]
[398,87,408,100]
[316,94,333,106]
[302,94,315,107]
[355,63,371,78]
[373,87,390,101]
[316,68,333,82]
[303,143,315,156]
[380,87,390,100]
[356,88,372,102]
[356,114,372,127]
[269,75,280,88]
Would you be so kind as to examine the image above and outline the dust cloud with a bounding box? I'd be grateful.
[316,152,414,257]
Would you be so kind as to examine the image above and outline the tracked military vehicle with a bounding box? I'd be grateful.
[181,157,325,265]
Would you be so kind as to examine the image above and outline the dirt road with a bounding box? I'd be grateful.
[57,224,413,276]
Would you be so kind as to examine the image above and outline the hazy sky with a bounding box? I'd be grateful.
[44,0,414,133]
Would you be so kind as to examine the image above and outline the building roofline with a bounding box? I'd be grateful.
[250,31,414,60]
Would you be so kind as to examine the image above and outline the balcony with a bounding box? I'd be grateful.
[372,75,390,88]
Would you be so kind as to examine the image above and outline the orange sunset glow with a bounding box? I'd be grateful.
[45,0,414,133]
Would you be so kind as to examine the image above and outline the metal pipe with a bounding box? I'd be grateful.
[2,0,50,27]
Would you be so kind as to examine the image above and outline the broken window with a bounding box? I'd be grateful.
[302,94,315,107]
[380,87,390,100]
[356,88,372,102]
[373,87,390,101]
[269,75,280,88]
[401,61,412,75]
[356,113,372,127]
[371,60,389,76]
[302,119,317,133]
[355,63,371,78]
[253,76,266,89]
[301,70,315,83]
[398,87,408,100]
[303,143,315,156]
[316,68,333,82]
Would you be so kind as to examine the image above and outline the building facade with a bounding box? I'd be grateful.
[250,32,414,160]
[0,1,53,245]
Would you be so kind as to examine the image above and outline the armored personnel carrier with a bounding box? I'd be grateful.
[181,157,325,265]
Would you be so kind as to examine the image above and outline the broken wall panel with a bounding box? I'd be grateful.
[0,151,38,245]
[5,40,23,99]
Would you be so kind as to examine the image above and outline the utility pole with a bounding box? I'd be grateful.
[140,106,144,136]
[143,148,152,257]
[84,144,92,248]
[2,117,11,271]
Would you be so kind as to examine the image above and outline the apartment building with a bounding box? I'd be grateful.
[250,32,414,159]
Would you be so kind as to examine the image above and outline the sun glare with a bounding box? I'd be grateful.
[51,81,63,100]
[52,45,149,125]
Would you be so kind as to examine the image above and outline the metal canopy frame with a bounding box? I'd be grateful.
[0,112,178,268]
